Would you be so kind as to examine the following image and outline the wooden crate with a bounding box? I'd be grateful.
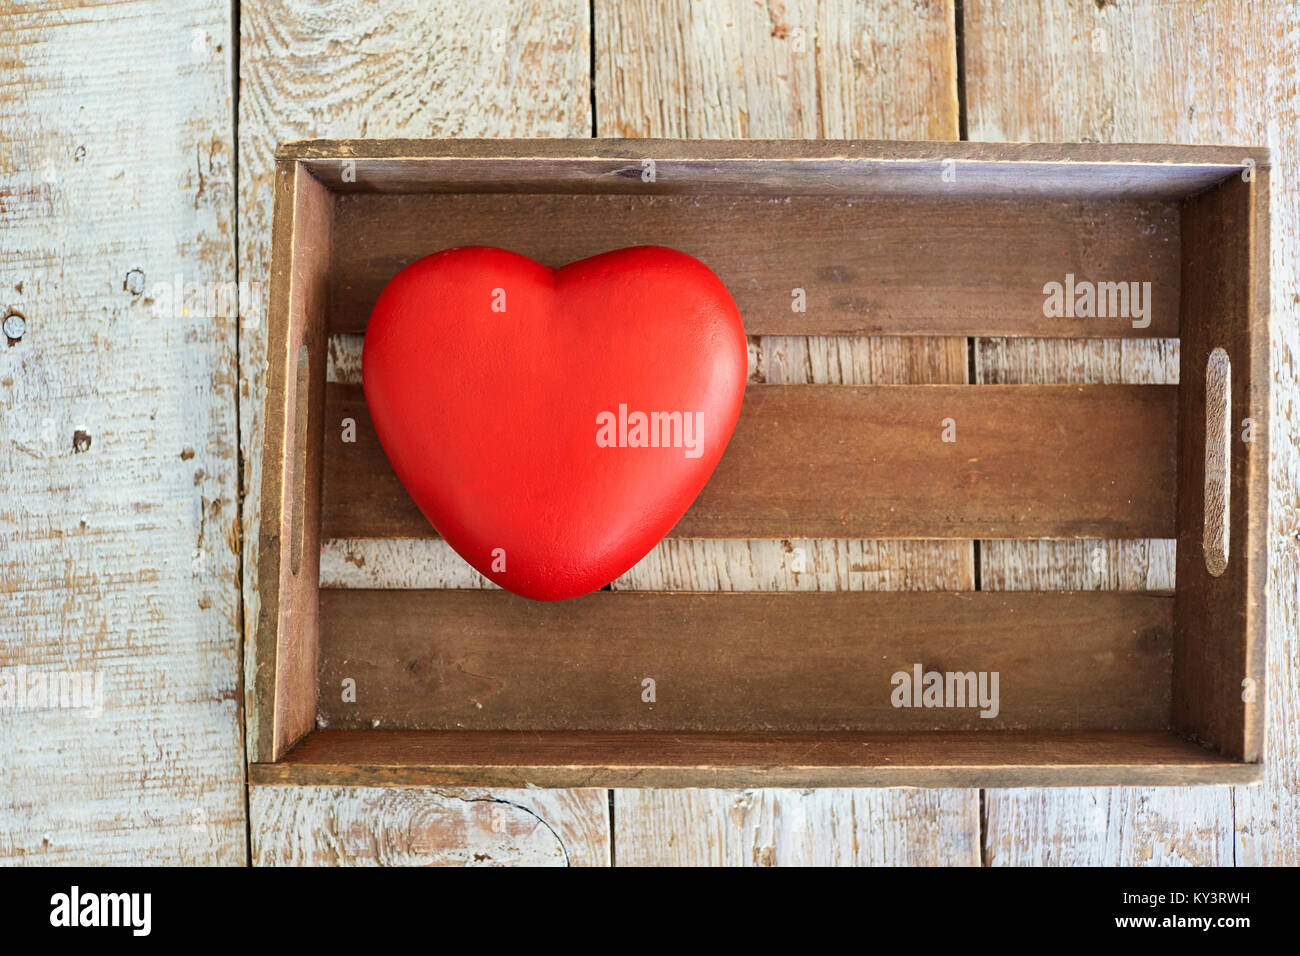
[248,140,1269,789]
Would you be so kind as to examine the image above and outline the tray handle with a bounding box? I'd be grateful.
[1203,347,1231,577]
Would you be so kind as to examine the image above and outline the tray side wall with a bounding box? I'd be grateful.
[252,161,332,762]
[1173,172,1271,761]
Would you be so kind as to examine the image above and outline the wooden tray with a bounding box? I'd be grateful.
[249,140,1270,789]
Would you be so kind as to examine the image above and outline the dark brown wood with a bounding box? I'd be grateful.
[317,589,1173,732]
[248,729,1260,789]
[321,382,1180,541]
[279,139,1269,201]
[327,192,1181,338]
[253,161,332,762]
[1173,173,1271,761]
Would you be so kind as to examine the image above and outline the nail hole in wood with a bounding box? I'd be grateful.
[290,343,310,576]
[1203,347,1230,577]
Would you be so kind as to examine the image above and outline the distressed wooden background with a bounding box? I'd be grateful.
[2,0,1295,865]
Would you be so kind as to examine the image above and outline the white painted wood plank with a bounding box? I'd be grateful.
[965,0,1298,866]
[984,788,1233,867]
[0,0,244,863]
[595,0,957,140]
[615,789,977,867]
[251,786,610,866]
[598,0,978,867]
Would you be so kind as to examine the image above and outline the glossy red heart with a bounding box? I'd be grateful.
[362,245,747,600]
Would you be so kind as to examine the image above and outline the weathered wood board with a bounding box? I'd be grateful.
[237,0,607,865]
[250,785,609,866]
[612,789,977,866]
[965,0,1296,866]
[0,0,246,863]
[596,0,979,866]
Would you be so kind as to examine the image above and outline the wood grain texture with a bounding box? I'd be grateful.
[321,539,496,589]
[612,789,976,866]
[965,0,1296,865]
[326,191,1182,338]
[0,0,245,863]
[238,0,599,865]
[322,382,1179,540]
[596,0,958,139]
[595,0,977,867]
[980,540,1175,594]
[317,589,1174,732]
[614,538,973,591]
[984,788,1234,867]
[975,337,1179,386]
[320,537,970,591]
[250,785,609,866]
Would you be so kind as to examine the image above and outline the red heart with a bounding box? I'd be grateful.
[362,245,748,600]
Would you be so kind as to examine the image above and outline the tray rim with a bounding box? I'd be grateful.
[275,137,1272,169]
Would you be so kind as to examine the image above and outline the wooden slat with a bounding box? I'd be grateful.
[249,729,1258,789]
[321,382,1179,541]
[316,589,1173,732]
[963,0,1288,866]
[0,0,245,864]
[326,192,1181,338]
[237,0,603,866]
